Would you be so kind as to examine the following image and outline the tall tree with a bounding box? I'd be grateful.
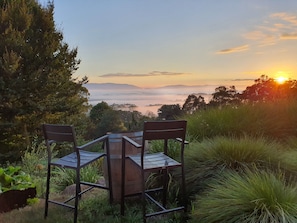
[209,85,240,108]
[157,104,183,120]
[0,0,89,162]
[240,75,297,103]
[182,94,206,114]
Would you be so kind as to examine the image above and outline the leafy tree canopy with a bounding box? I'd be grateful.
[0,0,90,162]
[182,94,206,114]
[241,75,297,102]
[158,104,183,120]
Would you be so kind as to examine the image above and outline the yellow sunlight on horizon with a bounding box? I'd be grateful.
[274,71,289,84]
[275,76,288,84]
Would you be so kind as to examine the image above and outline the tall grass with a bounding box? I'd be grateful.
[184,135,295,198]
[185,99,297,141]
[190,170,297,223]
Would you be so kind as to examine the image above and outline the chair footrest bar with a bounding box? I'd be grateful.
[145,193,165,210]
[48,200,75,209]
[145,187,163,194]
[146,206,184,218]
[81,181,108,190]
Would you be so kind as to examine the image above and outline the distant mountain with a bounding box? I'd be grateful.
[86,83,211,90]
[85,83,140,90]
[157,84,211,89]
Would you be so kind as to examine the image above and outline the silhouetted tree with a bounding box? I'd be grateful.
[241,75,297,103]
[209,85,240,108]
[182,94,206,114]
[157,104,183,120]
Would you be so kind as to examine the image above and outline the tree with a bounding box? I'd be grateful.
[209,85,240,108]
[95,110,127,137]
[89,101,112,123]
[182,94,206,114]
[0,0,89,162]
[240,75,297,103]
[157,104,183,120]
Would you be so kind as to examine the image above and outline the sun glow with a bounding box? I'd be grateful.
[275,76,288,84]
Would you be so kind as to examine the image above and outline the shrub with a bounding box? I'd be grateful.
[51,162,102,192]
[0,166,35,193]
[21,138,53,197]
[184,135,286,197]
[191,170,297,223]
[185,99,297,141]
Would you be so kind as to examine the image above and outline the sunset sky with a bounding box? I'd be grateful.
[40,0,297,88]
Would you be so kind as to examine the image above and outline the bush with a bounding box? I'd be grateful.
[185,99,297,141]
[51,162,102,192]
[21,138,52,197]
[191,170,297,223]
[184,136,287,198]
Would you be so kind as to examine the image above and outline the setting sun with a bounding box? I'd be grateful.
[275,76,288,84]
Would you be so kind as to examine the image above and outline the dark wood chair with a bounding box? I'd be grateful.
[42,124,113,223]
[120,120,187,222]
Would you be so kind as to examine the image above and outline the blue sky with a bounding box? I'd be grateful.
[39,0,297,88]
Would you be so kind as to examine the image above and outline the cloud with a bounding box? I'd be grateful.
[242,12,297,47]
[216,45,249,54]
[232,78,255,82]
[280,33,297,39]
[99,71,186,78]
[270,12,297,25]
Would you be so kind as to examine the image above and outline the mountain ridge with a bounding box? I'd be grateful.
[85,83,212,90]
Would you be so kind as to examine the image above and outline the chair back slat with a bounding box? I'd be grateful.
[43,124,76,143]
[143,120,186,141]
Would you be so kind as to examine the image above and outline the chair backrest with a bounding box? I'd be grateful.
[43,124,76,143]
[42,124,78,159]
[141,120,187,156]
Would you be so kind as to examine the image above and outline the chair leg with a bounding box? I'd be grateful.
[162,169,168,208]
[142,170,146,223]
[74,169,81,223]
[181,165,186,212]
[106,154,113,204]
[121,156,126,216]
[44,165,51,219]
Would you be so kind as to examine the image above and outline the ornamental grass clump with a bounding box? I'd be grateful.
[184,135,285,196]
[191,170,297,223]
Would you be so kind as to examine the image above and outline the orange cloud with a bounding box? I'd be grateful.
[270,12,297,25]
[281,33,297,39]
[216,45,249,54]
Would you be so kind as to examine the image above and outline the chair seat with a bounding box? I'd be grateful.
[129,152,181,171]
[51,150,105,169]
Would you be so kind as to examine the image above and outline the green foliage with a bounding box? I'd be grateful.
[51,163,102,192]
[191,170,297,223]
[184,136,286,197]
[0,0,90,163]
[79,194,184,223]
[89,101,112,123]
[21,138,53,197]
[148,139,183,160]
[185,99,297,141]
[0,165,35,193]
[26,197,39,206]
[158,104,184,120]
[88,101,155,138]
